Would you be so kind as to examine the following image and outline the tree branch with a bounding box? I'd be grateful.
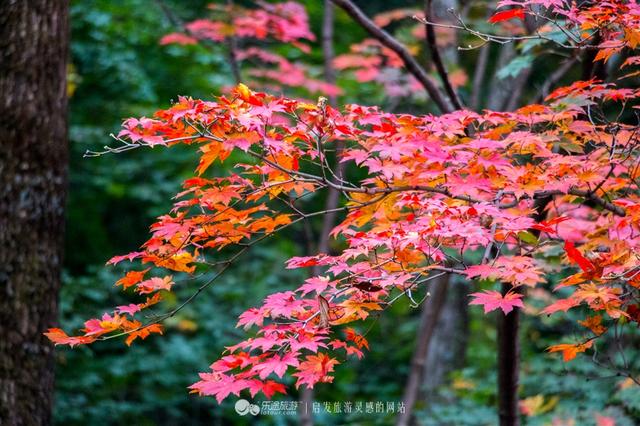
[424,0,463,110]
[330,0,453,113]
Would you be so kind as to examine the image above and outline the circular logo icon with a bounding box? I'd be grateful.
[249,404,260,416]
[235,399,260,416]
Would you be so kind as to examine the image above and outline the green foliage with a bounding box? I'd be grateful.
[497,54,534,80]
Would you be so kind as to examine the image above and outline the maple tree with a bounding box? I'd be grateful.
[48,0,640,423]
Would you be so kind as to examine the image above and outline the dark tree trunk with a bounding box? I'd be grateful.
[497,283,520,426]
[0,1,69,425]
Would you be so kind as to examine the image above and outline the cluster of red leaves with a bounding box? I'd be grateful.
[162,1,314,46]
[333,38,423,98]
[161,1,339,97]
[496,0,640,61]
[48,0,640,403]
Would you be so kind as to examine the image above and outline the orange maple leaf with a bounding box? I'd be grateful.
[548,340,593,362]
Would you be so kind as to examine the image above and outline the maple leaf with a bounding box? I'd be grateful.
[464,264,498,281]
[154,251,196,274]
[124,324,163,346]
[469,290,524,315]
[578,315,607,336]
[574,283,621,306]
[547,340,593,362]
[211,352,254,372]
[251,352,300,379]
[344,327,369,350]
[237,307,267,330]
[564,241,596,274]
[541,297,580,315]
[116,294,163,317]
[464,257,544,287]
[292,353,340,389]
[115,268,150,290]
[488,8,525,24]
[189,372,250,403]
[530,216,569,235]
[289,331,327,353]
[262,291,305,318]
[44,328,96,347]
[106,251,143,265]
[201,185,242,207]
[249,380,287,399]
[298,276,334,296]
[335,299,382,323]
[596,415,616,426]
[136,276,174,294]
[117,304,141,316]
[83,313,124,337]
[519,394,558,417]
[285,255,323,269]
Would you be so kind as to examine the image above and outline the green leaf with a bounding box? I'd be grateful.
[518,231,538,245]
[497,55,534,79]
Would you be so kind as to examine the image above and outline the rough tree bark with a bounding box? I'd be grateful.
[0,1,69,425]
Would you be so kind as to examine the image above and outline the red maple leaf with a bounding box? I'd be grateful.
[564,241,596,273]
[488,8,525,24]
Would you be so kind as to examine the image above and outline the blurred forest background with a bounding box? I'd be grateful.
[56,0,640,425]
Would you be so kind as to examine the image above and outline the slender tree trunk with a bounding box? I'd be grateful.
[322,0,337,107]
[470,45,490,111]
[0,1,69,425]
[496,196,552,426]
[497,283,520,426]
[396,275,449,426]
[487,44,517,111]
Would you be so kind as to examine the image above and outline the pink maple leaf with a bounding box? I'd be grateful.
[469,290,524,314]
[298,276,334,296]
[116,304,141,316]
[251,352,300,379]
[237,307,266,330]
[541,297,580,315]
